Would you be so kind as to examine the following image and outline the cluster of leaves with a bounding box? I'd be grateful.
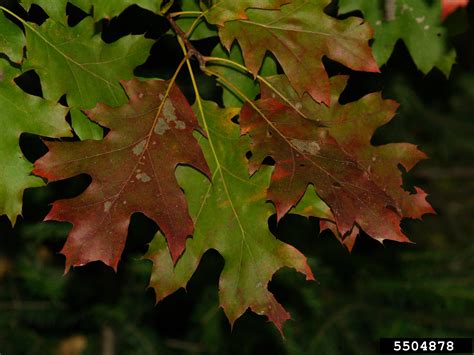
[0,0,463,332]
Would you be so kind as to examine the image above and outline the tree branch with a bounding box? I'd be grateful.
[166,14,206,70]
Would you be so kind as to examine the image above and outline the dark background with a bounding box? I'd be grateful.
[0,0,473,354]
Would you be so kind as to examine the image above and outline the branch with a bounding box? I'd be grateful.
[166,14,206,70]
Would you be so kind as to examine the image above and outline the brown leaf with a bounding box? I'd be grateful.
[240,75,434,245]
[34,79,210,271]
[219,0,379,105]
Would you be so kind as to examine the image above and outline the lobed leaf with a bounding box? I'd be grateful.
[20,0,164,22]
[338,0,456,76]
[219,0,379,105]
[240,74,434,245]
[0,59,71,224]
[146,100,314,333]
[34,79,210,271]
[23,17,153,109]
[0,10,25,63]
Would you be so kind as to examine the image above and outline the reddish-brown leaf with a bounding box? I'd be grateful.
[34,79,210,271]
[219,0,379,105]
[240,75,434,244]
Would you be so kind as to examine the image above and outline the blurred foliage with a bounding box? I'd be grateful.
[0,1,473,354]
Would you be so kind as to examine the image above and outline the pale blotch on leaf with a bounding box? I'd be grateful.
[154,119,170,135]
[132,140,146,156]
[153,98,186,135]
[104,201,112,212]
[163,98,177,122]
[136,172,151,183]
[291,139,321,155]
[416,16,425,23]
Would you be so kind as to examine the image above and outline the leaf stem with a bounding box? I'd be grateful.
[0,5,27,26]
[204,56,310,120]
[185,12,207,38]
[169,11,203,18]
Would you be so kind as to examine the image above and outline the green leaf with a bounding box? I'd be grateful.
[72,0,164,20]
[338,0,456,75]
[0,10,25,63]
[70,108,103,141]
[23,17,153,109]
[146,100,314,333]
[290,185,333,220]
[210,43,277,107]
[0,58,71,224]
[175,0,217,40]
[20,0,164,22]
[20,0,68,23]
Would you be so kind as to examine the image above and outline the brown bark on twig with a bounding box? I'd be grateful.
[166,14,206,70]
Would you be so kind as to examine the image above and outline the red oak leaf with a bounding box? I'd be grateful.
[34,79,210,271]
[219,0,379,105]
[240,75,434,245]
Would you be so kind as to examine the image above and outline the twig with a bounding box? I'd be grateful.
[166,14,206,70]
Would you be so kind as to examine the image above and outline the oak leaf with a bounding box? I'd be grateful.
[20,0,164,22]
[146,100,313,333]
[34,79,210,270]
[0,10,25,63]
[0,59,71,224]
[23,17,153,109]
[240,75,434,244]
[339,0,456,75]
[219,0,379,105]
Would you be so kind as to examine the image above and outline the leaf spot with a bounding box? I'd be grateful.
[154,119,171,135]
[416,16,425,23]
[136,172,151,183]
[104,201,112,212]
[291,139,320,155]
[132,140,146,156]
[163,98,187,130]
[424,25,430,30]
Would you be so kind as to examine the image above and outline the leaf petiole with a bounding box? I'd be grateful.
[169,11,203,18]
